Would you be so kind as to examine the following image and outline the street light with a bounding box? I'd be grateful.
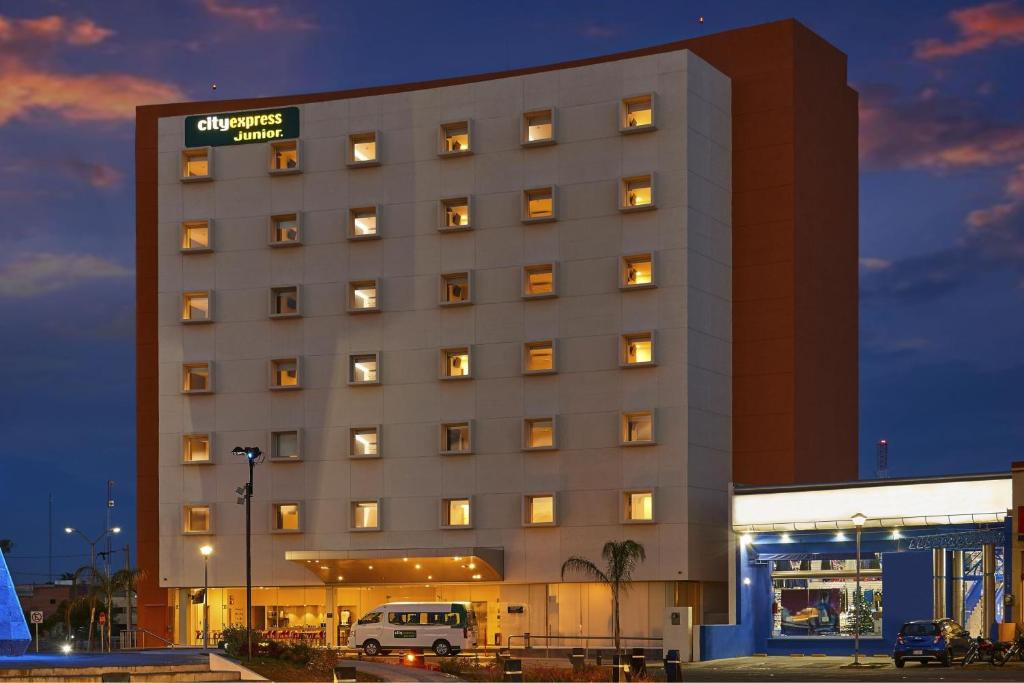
[850,512,868,668]
[200,545,213,650]
[232,446,263,659]
[64,526,121,571]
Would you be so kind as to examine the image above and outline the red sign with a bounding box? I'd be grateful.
[98,612,106,625]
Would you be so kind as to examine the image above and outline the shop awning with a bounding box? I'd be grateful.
[285,547,503,584]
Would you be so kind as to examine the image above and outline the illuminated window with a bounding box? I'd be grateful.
[441,347,471,379]
[522,187,556,223]
[621,174,655,211]
[182,362,212,394]
[523,340,555,375]
[270,430,301,461]
[440,422,472,455]
[522,263,557,299]
[271,503,301,532]
[620,94,655,133]
[181,220,212,252]
[522,109,555,146]
[523,417,556,450]
[624,490,655,522]
[269,285,300,318]
[524,494,556,526]
[348,353,379,385]
[269,213,301,246]
[269,139,300,174]
[441,272,471,306]
[622,332,655,367]
[348,280,379,312]
[440,121,471,156]
[622,411,655,445]
[181,291,212,323]
[183,505,211,533]
[351,500,380,531]
[183,434,211,464]
[440,197,471,230]
[348,131,379,167]
[349,206,379,240]
[270,358,300,390]
[350,426,380,458]
[622,254,655,289]
[442,498,472,528]
[181,148,211,181]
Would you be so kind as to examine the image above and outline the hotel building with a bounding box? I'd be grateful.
[135,19,858,650]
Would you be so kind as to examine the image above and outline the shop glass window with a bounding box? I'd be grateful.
[523,187,555,222]
[523,109,554,144]
[348,281,379,312]
[523,264,556,298]
[352,501,379,530]
[183,434,210,463]
[770,556,884,638]
[524,418,555,450]
[181,292,211,323]
[441,422,471,454]
[444,498,471,527]
[270,286,300,317]
[440,197,471,230]
[270,358,300,389]
[349,353,379,384]
[621,95,654,131]
[184,505,211,533]
[270,213,300,245]
[270,140,299,172]
[181,148,211,179]
[181,220,211,251]
[271,430,300,460]
[442,347,471,379]
[626,491,654,521]
[623,411,654,444]
[526,495,555,525]
[440,121,471,155]
[524,341,555,374]
[622,175,654,209]
[349,206,379,239]
[348,132,379,166]
[182,363,211,393]
[272,503,300,531]
[441,272,470,305]
[350,426,379,457]
[622,254,654,288]
[623,333,654,366]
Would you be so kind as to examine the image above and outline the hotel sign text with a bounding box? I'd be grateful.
[185,107,299,147]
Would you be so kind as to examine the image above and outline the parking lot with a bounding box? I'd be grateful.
[681,656,1024,681]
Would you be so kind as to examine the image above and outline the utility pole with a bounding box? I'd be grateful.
[106,481,115,574]
[48,493,53,584]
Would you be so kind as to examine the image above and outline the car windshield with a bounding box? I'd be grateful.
[358,611,381,624]
[903,622,939,636]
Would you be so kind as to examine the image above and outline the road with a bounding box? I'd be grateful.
[681,656,1024,681]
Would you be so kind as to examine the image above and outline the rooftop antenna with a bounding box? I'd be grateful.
[698,15,705,36]
[876,439,889,479]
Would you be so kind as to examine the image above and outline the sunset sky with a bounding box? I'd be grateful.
[1,0,1023,581]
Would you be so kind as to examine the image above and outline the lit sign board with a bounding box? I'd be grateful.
[185,107,299,147]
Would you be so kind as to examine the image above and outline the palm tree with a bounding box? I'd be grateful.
[113,567,146,632]
[561,540,646,656]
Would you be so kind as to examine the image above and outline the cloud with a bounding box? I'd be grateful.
[914,1,1024,59]
[0,14,114,47]
[0,253,132,298]
[859,257,892,271]
[199,0,314,31]
[62,161,123,189]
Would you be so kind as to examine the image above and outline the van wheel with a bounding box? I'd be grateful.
[363,640,381,656]
[432,640,452,656]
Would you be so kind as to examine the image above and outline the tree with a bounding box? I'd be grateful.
[113,567,146,632]
[0,539,12,554]
[843,587,875,636]
[561,540,646,656]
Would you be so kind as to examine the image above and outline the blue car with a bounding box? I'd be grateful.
[893,619,971,667]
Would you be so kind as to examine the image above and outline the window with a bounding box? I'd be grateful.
[523,494,556,526]
[522,263,557,299]
[269,213,301,246]
[270,285,300,318]
[181,220,212,252]
[622,411,655,445]
[622,332,655,367]
[440,421,472,455]
[348,353,379,385]
[270,358,300,390]
[769,558,884,638]
[181,148,211,181]
[271,503,301,532]
[441,347,471,380]
[181,291,212,323]
[348,131,379,167]
[349,206,380,240]
[439,197,471,231]
[439,121,471,156]
[622,254,655,289]
[620,94,655,133]
[523,417,556,450]
[522,109,555,146]
[522,187,556,223]
[621,174,655,211]
[351,500,380,531]
[270,430,301,461]
[348,280,379,313]
[442,498,472,528]
[182,362,212,394]
[440,272,471,306]
[523,340,555,375]
[349,426,380,458]
[623,490,655,522]
[183,434,211,464]
[269,139,300,174]
[183,505,211,533]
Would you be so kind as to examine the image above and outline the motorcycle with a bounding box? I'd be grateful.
[962,635,999,666]
[994,635,1024,666]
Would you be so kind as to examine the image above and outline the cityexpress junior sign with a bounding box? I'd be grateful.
[185,107,299,147]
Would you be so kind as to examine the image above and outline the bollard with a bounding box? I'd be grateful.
[664,649,682,682]
[570,647,586,671]
[332,665,357,683]
[595,650,603,666]
[503,657,523,682]
[523,632,531,649]
[610,654,629,682]
[101,675,130,683]
[630,648,646,677]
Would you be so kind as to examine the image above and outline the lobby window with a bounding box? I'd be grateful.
[522,187,556,223]
[270,430,301,461]
[522,263,557,299]
[349,206,380,240]
[183,434,211,464]
[523,494,556,526]
[348,280,380,313]
[523,417,556,451]
[348,131,380,167]
[269,213,301,246]
[182,362,212,394]
[271,503,301,532]
[351,500,380,531]
[522,109,555,146]
[620,94,655,133]
[622,332,655,367]
[439,121,471,156]
[770,558,884,638]
[270,358,300,390]
[181,291,212,323]
[269,285,300,318]
[523,340,556,375]
[440,272,471,306]
[622,411,655,445]
[441,347,471,380]
[269,139,300,174]
[350,426,380,458]
[622,253,655,289]
[440,421,472,455]
[623,490,655,523]
[348,353,379,385]
[181,148,212,181]
[183,505,211,534]
[181,220,212,252]
[440,197,472,230]
[621,174,655,211]
[442,498,472,529]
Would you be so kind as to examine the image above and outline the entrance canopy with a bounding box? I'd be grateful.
[285,547,503,584]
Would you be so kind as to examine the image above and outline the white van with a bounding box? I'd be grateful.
[349,601,478,656]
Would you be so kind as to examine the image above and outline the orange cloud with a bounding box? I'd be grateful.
[0,252,132,298]
[914,1,1024,59]
[0,14,114,46]
[63,160,124,189]
[967,201,1018,230]
[199,0,314,31]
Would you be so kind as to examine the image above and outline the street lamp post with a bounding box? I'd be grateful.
[851,512,868,667]
[232,446,263,659]
[64,526,122,572]
[200,545,213,650]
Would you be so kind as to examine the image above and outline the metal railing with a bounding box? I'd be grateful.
[119,627,176,649]
[504,634,663,660]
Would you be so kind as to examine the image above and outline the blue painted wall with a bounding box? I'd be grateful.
[881,550,933,647]
[700,541,756,659]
